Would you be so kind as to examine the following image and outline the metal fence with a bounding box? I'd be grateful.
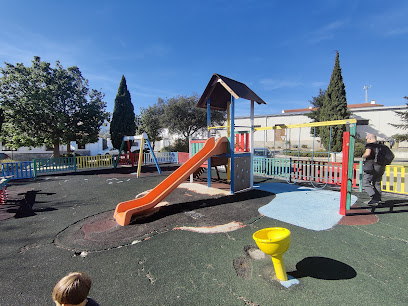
[1,161,34,180]
[254,157,361,188]
[143,152,178,164]
[76,155,113,169]
[33,157,76,177]
[381,164,407,195]
[1,152,180,180]
[253,157,292,180]
[254,157,408,195]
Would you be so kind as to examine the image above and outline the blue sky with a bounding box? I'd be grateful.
[1,0,407,117]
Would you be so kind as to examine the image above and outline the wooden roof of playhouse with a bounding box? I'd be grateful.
[197,73,266,111]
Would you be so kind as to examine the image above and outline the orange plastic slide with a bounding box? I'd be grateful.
[114,137,229,226]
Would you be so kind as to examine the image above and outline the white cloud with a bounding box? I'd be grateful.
[311,81,327,88]
[0,27,82,66]
[260,78,303,90]
[307,20,347,44]
[385,26,408,37]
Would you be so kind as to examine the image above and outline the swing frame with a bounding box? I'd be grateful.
[255,118,357,212]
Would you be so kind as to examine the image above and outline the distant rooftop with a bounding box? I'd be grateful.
[282,100,384,114]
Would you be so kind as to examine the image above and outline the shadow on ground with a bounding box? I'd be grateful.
[131,189,273,225]
[6,190,56,218]
[288,256,357,280]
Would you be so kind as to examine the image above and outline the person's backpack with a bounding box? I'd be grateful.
[374,144,395,166]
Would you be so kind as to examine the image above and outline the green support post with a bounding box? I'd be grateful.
[359,160,363,192]
[33,159,37,180]
[114,140,125,168]
[74,156,77,173]
[346,123,356,210]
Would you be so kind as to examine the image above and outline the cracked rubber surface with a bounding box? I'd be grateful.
[54,187,274,251]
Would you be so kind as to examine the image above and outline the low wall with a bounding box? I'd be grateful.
[3,152,53,161]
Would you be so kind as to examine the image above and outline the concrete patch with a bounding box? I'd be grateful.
[179,182,230,196]
[247,248,266,260]
[256,183,357,231]
[174,221,245,233]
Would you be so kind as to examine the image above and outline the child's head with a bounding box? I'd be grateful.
[52,272,92,306]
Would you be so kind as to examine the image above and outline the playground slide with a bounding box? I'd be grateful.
[114,136,229,226]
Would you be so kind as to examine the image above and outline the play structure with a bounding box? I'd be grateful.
[114,74,267,225]
[114,73,357,226]
[114,133,161,178]
[195,74,266,193]
[253,227,291,281]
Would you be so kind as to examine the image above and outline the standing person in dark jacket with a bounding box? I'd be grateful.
[362,133,385,205]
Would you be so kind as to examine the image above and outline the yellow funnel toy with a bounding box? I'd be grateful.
[253,227,291,281]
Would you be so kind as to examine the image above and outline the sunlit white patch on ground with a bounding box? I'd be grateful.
[174,221,245,233]
[179,183,230,196]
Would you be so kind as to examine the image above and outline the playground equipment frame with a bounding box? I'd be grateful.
[254,118,357,215]
[114,132,161,177]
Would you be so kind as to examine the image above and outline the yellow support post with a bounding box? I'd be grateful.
[137,137,144,178]
[255,118,357,131]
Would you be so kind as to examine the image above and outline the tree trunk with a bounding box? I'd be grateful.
[53,139,60,157]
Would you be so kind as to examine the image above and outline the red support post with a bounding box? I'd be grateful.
[340,132,350,215]
[245,132,249,152]
[126,140,134,167]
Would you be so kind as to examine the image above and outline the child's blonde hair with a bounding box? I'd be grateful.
[52,272,92,305]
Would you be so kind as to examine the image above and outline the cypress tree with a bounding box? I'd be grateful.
[110,75,136,149]
[320,51,350,152]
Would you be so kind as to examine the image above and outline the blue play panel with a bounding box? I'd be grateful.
[255,183,357,231]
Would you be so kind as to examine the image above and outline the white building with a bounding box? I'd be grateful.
[2,100,407,160]
[219,101,408,151]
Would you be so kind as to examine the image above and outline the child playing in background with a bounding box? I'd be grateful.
[52,272,99,306]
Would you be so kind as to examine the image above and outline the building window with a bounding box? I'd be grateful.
[357,119,369,126]
[275,124,286,141]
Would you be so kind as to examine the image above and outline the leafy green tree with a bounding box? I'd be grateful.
[319,51,350,152]
[110,75,136,150]
[391,96,408,141]
[0,56,108,157]
[138,99,165,149]
[161,94,226,151]
[306,88,326,136]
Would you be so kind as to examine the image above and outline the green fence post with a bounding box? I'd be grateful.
[289,157,293,183]
[33,159,37,180]
[346,123,357,210]
[359,160,363,192]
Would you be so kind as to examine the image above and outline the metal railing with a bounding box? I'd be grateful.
[1,152,180,181]
[381,164,407,194]
[253,157,360,187]
[253,157,291,180]
[33,157,76,177]
[76,155,113,169]
[143,152,178,164]
[1,161,34,179]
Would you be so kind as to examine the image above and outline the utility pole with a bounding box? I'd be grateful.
[363,84,371,103]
